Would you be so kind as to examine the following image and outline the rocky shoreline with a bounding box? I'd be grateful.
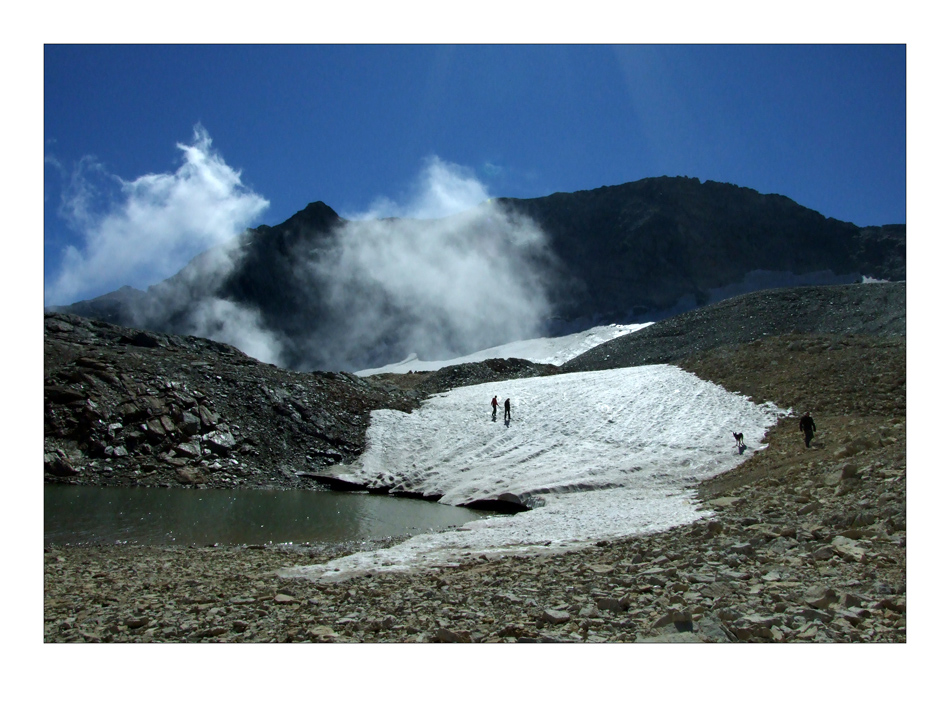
[43,332,905,643]
[43,311,556,502]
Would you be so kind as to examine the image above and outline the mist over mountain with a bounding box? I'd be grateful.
[53,176,905,372]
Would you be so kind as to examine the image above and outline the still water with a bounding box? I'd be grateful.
[44,484,497,547]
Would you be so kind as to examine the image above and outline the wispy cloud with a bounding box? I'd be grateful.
[45,124,269,306]
[356,156,493,221]
[297,157,558,369]
[46,151,555,372]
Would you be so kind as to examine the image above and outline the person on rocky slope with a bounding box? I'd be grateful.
[799,412,817,448]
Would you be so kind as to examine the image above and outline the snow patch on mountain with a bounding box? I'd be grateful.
[286,364,788,581]
[354,323,651,375]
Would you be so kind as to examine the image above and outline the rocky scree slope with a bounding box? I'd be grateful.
[561,281,904,373]
[44,312,415,489]
[43,313,551,490]
[43,331,906,643]
[43,279,906,642]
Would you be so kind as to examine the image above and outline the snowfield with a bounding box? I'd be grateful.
[286,363,788,582]
[354,323,651,375]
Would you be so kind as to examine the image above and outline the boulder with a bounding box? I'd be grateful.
[841,463,860,480]
[174,441,202,458]
[145,419,167,441]
[198,405,219,430]
[203,431,236,455]
[596,597,627,613]
[731,614,781,640]
[542,609,571,625]
[730,541,754,556]
[435,628,471,643]
[122,331,161,348]
[831,536,868,563]
[803,586,837,609]
[653,609,692,629]
[118,401,147,423]
[44,450,78,477]
[44,386,86,405]
[180,411,201,436]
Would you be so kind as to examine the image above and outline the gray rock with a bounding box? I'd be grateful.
[635,631,701,643]
[837,608,870,624]
[203,431,236,455]
[175,441,202,458]
[831,536,868,563]
[181,411,200,435]
[692,617,735,642]
[804,586,837,609]
[731,614,780,640]
[542,609,572,625]
[841,463,860,480]
[839,592,865,608]
[44,450,78,477]
[596,597,626,613]
[720,568,752,580]
[198,405,219,430]
[435,627,470,643]
[798,608,833,623]
[653,609,692,629]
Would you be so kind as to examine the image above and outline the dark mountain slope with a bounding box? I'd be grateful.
[54,177,905,371]
[560,281,905,373]
[498,177,904,324]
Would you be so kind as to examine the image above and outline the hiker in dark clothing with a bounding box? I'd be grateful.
[491,396,499,421]
[800,412,817,448]
[504,398,511,421]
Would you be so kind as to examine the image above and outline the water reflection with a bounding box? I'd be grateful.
[44,484,495,546]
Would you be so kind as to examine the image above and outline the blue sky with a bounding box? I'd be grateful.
[43,44,906,306]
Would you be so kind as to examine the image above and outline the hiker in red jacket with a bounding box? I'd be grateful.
[491,396,499,421]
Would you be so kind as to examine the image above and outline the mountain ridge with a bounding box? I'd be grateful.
[52,176,905,371]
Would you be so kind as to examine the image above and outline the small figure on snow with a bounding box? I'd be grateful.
[491,396,499,421]
[504,398,511,422]
[732,431,745,452]
[799,412,817,448]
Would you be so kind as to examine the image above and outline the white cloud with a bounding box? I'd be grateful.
[300,157,557,368]
[185,297,287,367]
[45,125,269,306]
[358,156,492,220]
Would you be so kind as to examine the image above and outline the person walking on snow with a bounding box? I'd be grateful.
[491,396,499,421]
[800,412,817,448]
[504,398,511,421]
